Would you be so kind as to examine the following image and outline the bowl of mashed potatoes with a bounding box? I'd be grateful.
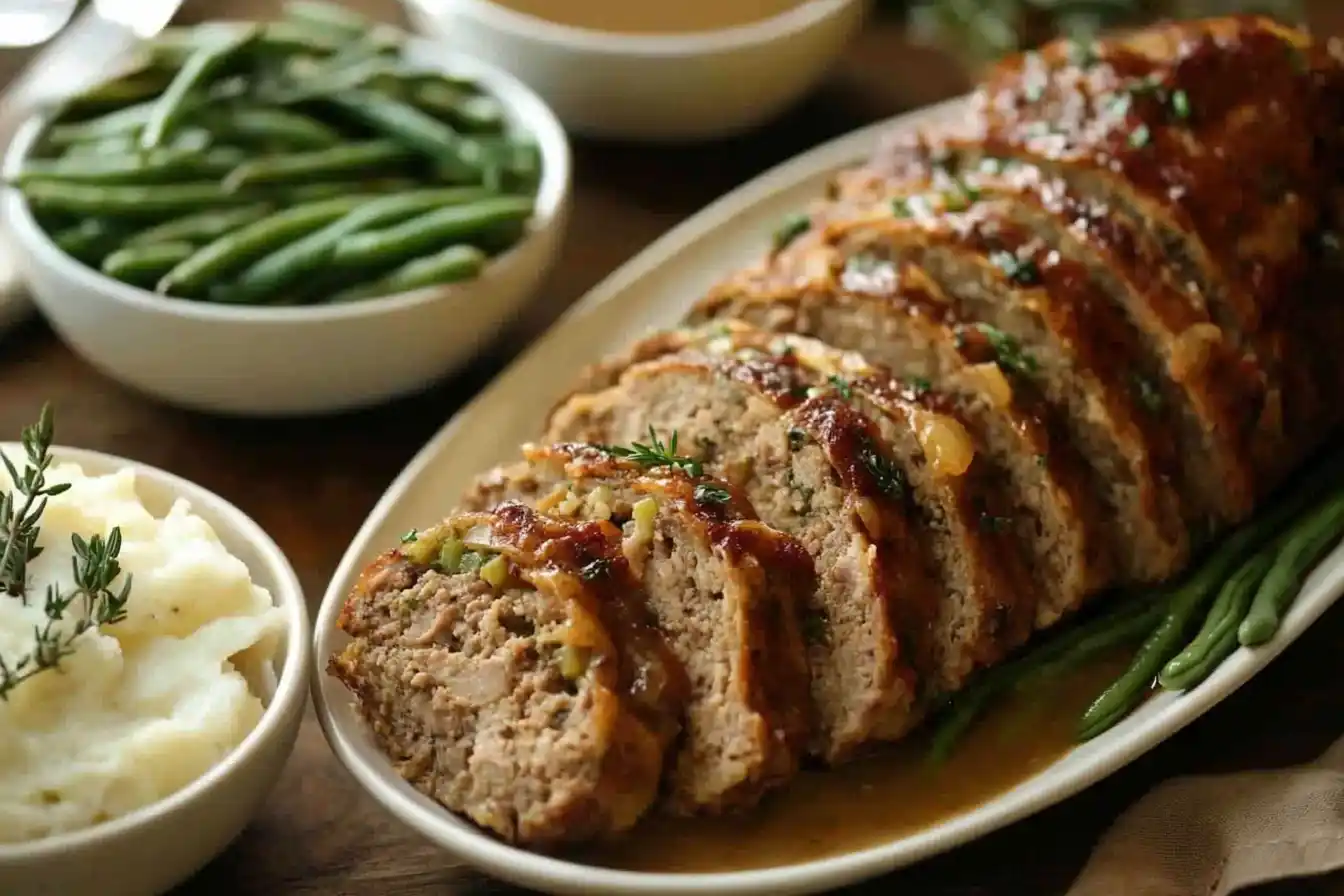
[0,436,309,896]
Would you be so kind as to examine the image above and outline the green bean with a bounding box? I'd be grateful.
[124,204,274,248]
[52,219,125,264]
[44,103,158,148]
[157,195,374,296]
[221,140,413,193]
[60,62,171,115]
[331,244,487,302]
[141,25,259,151]
[1158,549,1275,692]
[206,106,341,150]
[333,196,533,269]
[101,242,197,287]
[1239,489,1344,646]
[151,21,347,64]
[278,179,419,202]
[227,187,492,304]
[1078,452,1344,740]
[15,147,245,186]
[411,80,506,133]
[478,136,541,192]
[20,181,255,218]
[326,89,485,182]
[61,134,140,158]
[282,0,373,39]
[269,55,403,103]
[927,595,1166,762]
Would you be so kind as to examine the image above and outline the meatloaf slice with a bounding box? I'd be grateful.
[686,287,1112,628]
[849,17,1344,484]
[829,163,1263,526]
[545,353,926,762]
[578,321,1038,692]
[328,504,688,848]
[462,443,812,815]
[761,201,1188,581]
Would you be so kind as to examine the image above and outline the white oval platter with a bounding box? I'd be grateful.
[311,96,1344,896]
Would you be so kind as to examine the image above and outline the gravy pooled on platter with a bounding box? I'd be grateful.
[488,0,808,34]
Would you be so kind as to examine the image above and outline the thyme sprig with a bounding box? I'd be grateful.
[597,427,704,478]
[0,404,132,701]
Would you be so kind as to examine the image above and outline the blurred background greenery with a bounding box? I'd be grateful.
[877,0,1304,68]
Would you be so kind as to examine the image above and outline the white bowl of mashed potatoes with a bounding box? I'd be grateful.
[0,443,309,896]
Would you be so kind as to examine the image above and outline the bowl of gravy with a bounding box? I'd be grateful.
[402,0,869,141]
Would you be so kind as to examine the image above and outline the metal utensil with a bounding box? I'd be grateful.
[0,0,184,334]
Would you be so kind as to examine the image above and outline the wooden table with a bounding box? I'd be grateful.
[3,4,1343,894]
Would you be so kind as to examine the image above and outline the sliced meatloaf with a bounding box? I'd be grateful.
[749,199,1188,582]
[328,504,688,848]
[576,321,1038,691]
[829,162,1263,526]
[545,352,926,762]
[847,16,1344,487]
[687,284,1112,628]
[462,443,813,815]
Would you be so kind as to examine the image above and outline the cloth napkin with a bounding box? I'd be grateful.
[1067,734,1344,895]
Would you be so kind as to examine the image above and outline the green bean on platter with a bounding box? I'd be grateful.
[15,0,543,307]
[928,450,1344,761]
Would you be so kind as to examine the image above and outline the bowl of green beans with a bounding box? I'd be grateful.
[0,2,571,417]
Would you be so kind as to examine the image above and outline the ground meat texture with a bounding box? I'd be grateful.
[832,163,1263,528]
[462,443,813,814]
[590,323,1038,695]
[328,506,687,848]
[545,355,927,763]
[850,17,1344,493]
[691,267,1113,628]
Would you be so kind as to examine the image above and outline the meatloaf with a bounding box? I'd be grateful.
[545,351,925,762]
[463,442,813,814]
[329,505,688,848]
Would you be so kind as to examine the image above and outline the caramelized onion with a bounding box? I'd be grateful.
[911,409,975,478]
[957,362,1014,409]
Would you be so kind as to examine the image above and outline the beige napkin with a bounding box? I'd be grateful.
[1067,734,1344,896]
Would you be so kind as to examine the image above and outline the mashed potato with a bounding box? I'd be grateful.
[0,456,284,844]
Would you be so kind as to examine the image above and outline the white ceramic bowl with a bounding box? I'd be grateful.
[0,444,310,896]
[0,38,571,418]
[403,0,870,141]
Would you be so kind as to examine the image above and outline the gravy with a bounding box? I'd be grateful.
[582,651,1129,873]
[488,0,808,35]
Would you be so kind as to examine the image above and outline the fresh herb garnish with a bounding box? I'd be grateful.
[857,436,906,500]
[974,323,1040,378]
[580,558,612,581]
[907,376,933,397]
[772,212,810,252]
[0,405,132,702]
[801,607,830,645]
[1128,123,1151,149]
[693,483,732,506]
[400,529,419,544]
[1133,374,1164,413]
[827,374,854,400]
[979,513,1012,534]
[1066,39,1098,67]
[787,428,808,451]
[598,427,703,477]
[892,196,912,218]
[1169,89,1190,120]
[989,250,1042,287]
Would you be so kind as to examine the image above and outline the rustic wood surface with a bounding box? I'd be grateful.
[3,2,1343,893]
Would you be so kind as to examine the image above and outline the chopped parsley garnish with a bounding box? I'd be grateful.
[802,608,830,645]
[857,436,906,500]
[1170,89,1191,120]
[827,374,853,400]
[787,428,807,451]
[892,196,912,218]
[400,529,419,543]
[580,558,612,581]
[693,483,731,506]
[597,427,703,477]
[1128,123,1151,149]
[1035,453,1048,468]
[907,376,932,397]
[772,212,810,251]
[1066,39,1099,67]
[989,249,1042,287]
[1133,374,1164,413]
[974,323,1040,378]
